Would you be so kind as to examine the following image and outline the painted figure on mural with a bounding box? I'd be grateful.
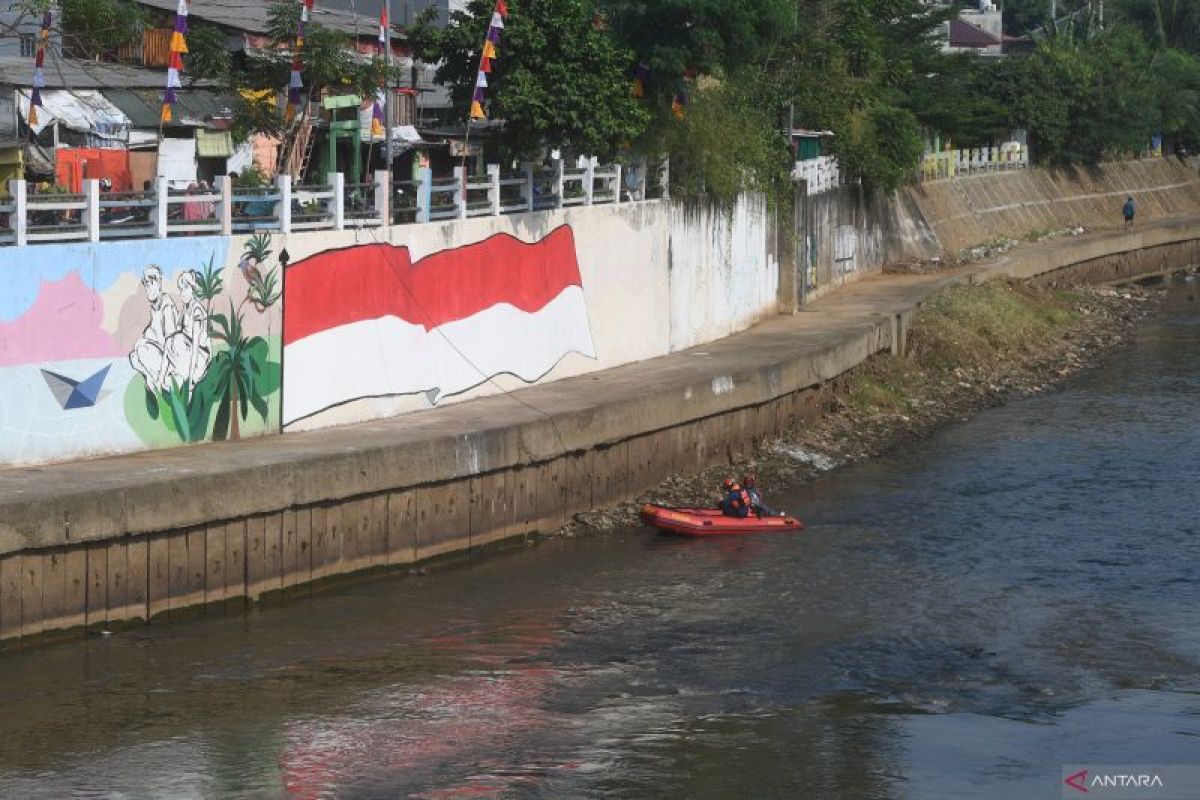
[165,270,212,386]
[129,264,179,392]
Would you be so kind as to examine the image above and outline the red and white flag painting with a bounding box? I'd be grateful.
[282,225,596,425]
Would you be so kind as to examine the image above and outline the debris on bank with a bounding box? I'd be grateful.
[556,282,1165,538]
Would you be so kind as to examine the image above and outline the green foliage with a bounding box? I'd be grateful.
[1115,0,1200,50]
[836,105,925,191]
[59,0,144,59]
[247,267,282,310]
[648,69,791,200]
[411,0,650,159]
[999,25,1161,162]
[185,23,233,84]
[195,256,224,304]
[208,301,272,441]
[243,233,273,264]
[600,0,795,96]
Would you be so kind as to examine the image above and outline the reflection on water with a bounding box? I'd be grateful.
[0,282,1198,798]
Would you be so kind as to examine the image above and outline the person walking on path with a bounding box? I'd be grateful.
[1123,196,1136,231]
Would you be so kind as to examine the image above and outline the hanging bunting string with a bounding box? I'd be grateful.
[371,4,388,139]
[470,0,507,120]
[287,0,315,121]
[161,0,189,123]
[28,9,51,128]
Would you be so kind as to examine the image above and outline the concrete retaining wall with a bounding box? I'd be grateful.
[666,193,780,350]
[906,158,1200,257]
[798,184,940,303]
[0,195,780,466]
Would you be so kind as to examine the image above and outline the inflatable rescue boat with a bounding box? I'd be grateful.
[639,504,805,537]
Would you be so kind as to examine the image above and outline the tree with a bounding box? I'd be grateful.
[410,0,649,160]
[647,67,792,200]
[57,0,145,60]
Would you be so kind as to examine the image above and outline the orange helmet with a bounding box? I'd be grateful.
[721,478,736,491]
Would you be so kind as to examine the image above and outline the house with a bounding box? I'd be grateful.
[0,50,243,190]
[939,0,1033,57]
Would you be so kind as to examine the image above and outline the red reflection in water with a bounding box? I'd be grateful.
[279,625,564,798]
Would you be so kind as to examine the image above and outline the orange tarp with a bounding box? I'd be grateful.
[54,148,132,193]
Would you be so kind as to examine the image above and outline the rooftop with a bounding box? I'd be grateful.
[948,17,1001,48]
[0,54,204,89]
[130,0,406,39]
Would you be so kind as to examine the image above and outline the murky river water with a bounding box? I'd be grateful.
[1,285,1198,799]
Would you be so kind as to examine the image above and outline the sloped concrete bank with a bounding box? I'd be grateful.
[0,217,1198,645]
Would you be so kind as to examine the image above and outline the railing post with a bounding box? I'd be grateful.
[659,158,670,200]
[453,166,467,219]
[614,164,622,204]
[417,166,432,223]
[215,175,232,235]
[524,163,535,212]
[277,174,292,234]
[584,157,595,205]
[638,156,648,200]
[487,163,501,216]
[84,179,100,242]
[554,159,564,209]
[155,176,169,237]
[332,172,345,230]
[374,169,390,225]
[9,180,26,246]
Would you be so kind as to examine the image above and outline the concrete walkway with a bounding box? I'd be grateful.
[2,216,1197,556]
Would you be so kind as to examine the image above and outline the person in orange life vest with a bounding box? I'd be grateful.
[718,478,753,518]
[742,473,783,517]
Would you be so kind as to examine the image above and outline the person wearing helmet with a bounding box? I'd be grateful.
[718,478,752,518]
[742,473,783,517]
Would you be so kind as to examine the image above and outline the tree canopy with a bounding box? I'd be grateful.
[410,0,649,160]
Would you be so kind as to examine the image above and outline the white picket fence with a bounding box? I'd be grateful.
[919,144,1028,182]
[792,156,842,196]
[0,156,660,247]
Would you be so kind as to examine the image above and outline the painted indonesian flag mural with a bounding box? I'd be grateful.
[281,226,596,426]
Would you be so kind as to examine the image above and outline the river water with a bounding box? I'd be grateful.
[1,285,1198,799]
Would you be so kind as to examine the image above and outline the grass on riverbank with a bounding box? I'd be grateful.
[847,282,1079,414]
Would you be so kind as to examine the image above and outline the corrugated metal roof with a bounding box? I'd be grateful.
[105,89,235,129]
[0,54,210,89]
[130,0,405,39]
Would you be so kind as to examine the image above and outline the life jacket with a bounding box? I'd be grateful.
[725,484,752,517]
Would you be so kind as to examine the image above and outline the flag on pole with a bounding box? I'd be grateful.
[161,0,189,123]
[470,0,508,120]
[28,10,51,127]
[287,0,315,121]
[370,4,388,136]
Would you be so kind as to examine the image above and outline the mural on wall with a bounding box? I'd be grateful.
[125,234,282,443]
[0,235,282,466]
[283,225,596,426]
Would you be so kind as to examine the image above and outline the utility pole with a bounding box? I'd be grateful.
[384,0,394,172]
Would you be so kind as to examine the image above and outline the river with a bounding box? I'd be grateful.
[0,282,1197,799]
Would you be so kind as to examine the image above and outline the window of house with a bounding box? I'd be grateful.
[19,34,35,58]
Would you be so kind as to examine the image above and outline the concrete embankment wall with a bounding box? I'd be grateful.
[905,157,1200,257]
[2,160,1199,644]
[0,194,778,466]
[797,184,941,304]
[791,158,1200,307]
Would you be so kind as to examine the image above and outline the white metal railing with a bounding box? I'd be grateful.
[0,156,667,245]
[792,156,842,196]
[404,156,651,225]
[919,144,1028,182]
